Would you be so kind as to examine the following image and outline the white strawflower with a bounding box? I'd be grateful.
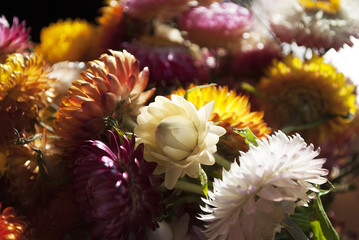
[253,0,359,50]
[198,131,328,240]
[134,95,226,189]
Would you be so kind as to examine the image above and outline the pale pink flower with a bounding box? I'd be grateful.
[178,2,253,49]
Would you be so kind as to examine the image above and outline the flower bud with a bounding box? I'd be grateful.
[155,115,198,161]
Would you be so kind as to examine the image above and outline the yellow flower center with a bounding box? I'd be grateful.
[155,115,198,161]
[299,0,340,14]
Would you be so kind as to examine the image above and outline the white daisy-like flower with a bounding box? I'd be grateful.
[134,95,226,189]
[253,0,359,50]
[198,131,328,240]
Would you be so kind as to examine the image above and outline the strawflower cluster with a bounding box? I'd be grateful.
[1,0,359,239]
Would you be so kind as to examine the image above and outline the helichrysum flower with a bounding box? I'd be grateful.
[55,50,155,149]
[319,110,359,173]
[171,84,271,154]
[0,53,54,147]
[199,131,328,240]
[4,132,65,209]
[35,19,97,64]
[122,0,190,21]
[48,61,87,106]
[95,0,136,55]
[227,22,282,78]
[122,36,210,87]
[0,15,33,62]
[72,131,163,239]
[259,0,359,50]
[0,204,31,240]
[177,2,253,49]
[134,95,226,189]
[257,54,356,144]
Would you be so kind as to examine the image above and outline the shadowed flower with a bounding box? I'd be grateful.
[35,19,97,64]
[122,36,211,88]
[171,84,271,154]
[122,0,190,21]
[0,204,31,240]
[319,110,359,175]
[96,0,140,56]
[178,2,253,49]
[257,54,356,144]
[257,0,359,50]
[199,131,328,240]
[134,95,226,189]
[55,50,155,149]
[0,16,33,62]
[73,131,163,240]
[0,53,54,148]
[4,131,65,209]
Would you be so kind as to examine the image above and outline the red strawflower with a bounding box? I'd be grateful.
[73,131,163,239]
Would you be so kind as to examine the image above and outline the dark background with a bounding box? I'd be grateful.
[1,0,104,42]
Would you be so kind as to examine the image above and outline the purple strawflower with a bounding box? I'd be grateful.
[122,36,211,88]
[73,131,163,239]
[0,16,33,61]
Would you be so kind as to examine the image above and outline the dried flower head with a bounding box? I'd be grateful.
[122,36,211,88]
[73,131,163,239]
[171,84,271,154]
[0,204,31,240]
[4,132,65,209]
[259,0,359,50]
[0,15,33,62]
[35,19,97,64]
[55,50,155,149]
[135,95,226,189]
[178,2,253,49]
[257,54,356,144]
[0,53,54,148]
[199,131,328,240]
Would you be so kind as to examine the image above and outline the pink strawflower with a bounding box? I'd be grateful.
[122,36,211,88]
[0,16,33,62]
[72,131,163,239]
[178,2,253,49]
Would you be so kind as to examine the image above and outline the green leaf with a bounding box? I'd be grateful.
[183,83,217,100]
[233,127,259,147]
[309,193,339,240]
[199,168,208,198]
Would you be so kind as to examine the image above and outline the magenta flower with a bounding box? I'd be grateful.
[122,37,211,88]
[72,131,163,239]
[0,16,33,61]
[178,2,253,49]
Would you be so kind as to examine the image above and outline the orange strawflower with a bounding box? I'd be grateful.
[0,204,31,240]
[55,50,155,149]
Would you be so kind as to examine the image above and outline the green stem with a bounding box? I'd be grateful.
[174,180,205,196]
[283,214,309,240]
[240,82,267,100]
[213,153,231,171]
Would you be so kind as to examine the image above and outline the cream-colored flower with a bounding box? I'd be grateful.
[135,95,226,189]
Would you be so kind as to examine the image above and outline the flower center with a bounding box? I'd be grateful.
[155,115,198,161]
[299,0,340,14]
